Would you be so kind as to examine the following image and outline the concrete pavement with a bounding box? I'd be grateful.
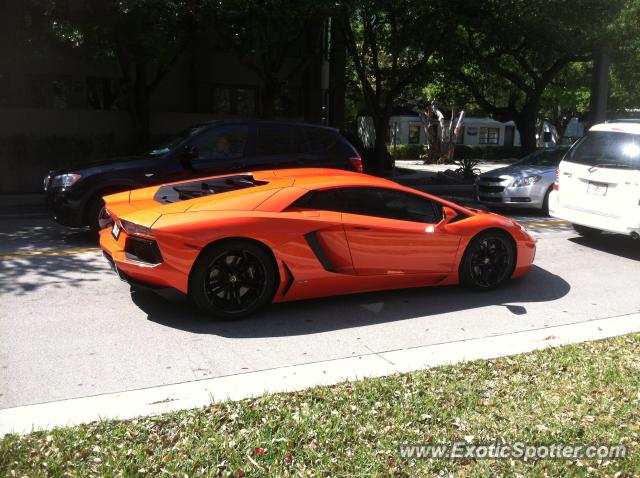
[1,216,639,432]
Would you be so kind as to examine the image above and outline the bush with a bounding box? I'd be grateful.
[388,144,424,160]
[453,145,523,161]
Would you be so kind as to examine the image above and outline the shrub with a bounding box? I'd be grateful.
[453,145,523,161]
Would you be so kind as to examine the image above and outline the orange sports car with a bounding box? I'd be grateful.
[100,168,536,319]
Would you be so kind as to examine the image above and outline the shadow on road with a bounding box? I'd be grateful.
[133,265,570,338]
[0,252,111,295]
[569,234,640,262]
[0,219,95,252]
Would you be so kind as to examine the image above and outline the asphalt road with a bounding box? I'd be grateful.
[1,214,639,409]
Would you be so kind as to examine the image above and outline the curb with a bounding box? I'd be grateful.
[1,312,638,437]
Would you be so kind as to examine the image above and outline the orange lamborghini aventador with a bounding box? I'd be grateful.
[100,168,536,319]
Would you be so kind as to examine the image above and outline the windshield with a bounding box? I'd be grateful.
[147,126,205,156]
[516,148,567,167]
[565,131,640,170]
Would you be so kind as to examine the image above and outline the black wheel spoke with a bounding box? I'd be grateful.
[468,235,513,288]
[203,248,267,313]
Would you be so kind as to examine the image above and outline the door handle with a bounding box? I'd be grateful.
[354,226,370,231]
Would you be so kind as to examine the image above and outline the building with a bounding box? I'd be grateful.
[0,2,346,193]
[357,114,521,148]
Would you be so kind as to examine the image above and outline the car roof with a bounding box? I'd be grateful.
[590,122,640,135]
[189,119,339,133]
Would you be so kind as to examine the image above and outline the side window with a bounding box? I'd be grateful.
[256,125,293,156]
[190,125,248,163]
[306,127,336,152]
[295,187,441,223]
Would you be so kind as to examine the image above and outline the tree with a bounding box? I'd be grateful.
[338,0,451,174]
[204,0,331,119]
[608,0,640,113]
[441,0,623,152]
[47,0,202,149]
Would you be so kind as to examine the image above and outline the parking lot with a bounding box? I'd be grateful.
[1,212,639,411]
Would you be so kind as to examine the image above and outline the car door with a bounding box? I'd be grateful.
[244,123,301,171]
[304,187,462,275]
[185,124,249,176]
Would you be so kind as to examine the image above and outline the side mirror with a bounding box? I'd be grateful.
[439,206,458,226]
[180,145,198,169]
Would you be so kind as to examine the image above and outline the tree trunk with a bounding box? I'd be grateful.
[371,112,390,175]
[515,104,538,154]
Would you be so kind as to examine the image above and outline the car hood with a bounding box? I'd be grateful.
[480,164,555,179]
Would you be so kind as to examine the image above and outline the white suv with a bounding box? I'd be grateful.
[549,122,640,239]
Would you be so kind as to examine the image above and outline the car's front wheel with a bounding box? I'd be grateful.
[572,224,602,237]
[88,197,113,236]
[190,240,278,320]
[459,231,516,290]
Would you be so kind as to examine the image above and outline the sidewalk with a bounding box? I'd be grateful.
[2,312,638,436]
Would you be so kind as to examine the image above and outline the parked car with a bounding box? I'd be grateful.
[100,168,536,319]
[549,122,640,239]
[44,120,363,233]
[475,147,569,212]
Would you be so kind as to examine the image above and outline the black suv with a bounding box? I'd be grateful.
[44,120,362,232]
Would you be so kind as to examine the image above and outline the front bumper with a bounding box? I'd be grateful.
[45,189,86,227]
[475,182,548,208]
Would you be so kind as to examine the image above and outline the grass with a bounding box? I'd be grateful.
[2,334,640,477]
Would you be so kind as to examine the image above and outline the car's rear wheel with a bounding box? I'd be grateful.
[572,224,602,237]
[459,231,515,290]
[190,240,277,320]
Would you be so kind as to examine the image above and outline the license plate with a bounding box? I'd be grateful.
[587,182,607,196]
[111,222,121,240]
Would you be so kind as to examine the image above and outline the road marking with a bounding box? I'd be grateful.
[0,247,98,260]
[1,312,638,437]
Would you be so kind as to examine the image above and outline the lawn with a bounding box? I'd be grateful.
[2,334,639,477]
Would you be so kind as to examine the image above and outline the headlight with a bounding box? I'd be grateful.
[120,219,154,238]
[50,173,82,189]
[512,175,541,187]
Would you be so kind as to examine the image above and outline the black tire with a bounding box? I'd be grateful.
[541,187,552,215]
[189,240,278,320]
[572,224,602,237]
[88,196,113,236]
[459,230,516,291]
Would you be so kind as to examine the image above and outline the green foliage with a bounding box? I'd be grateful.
[389,144,424,160]
[453,157,481,179]
[431,0,625,150]
[340,0,453,173]
[3,334,640,476]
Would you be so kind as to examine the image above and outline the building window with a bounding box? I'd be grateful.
[479,127,499,145]
[408,124,421,144]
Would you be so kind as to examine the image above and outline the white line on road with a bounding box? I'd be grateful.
[1,312,639,437]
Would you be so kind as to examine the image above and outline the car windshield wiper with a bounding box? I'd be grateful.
[588,163,631,172]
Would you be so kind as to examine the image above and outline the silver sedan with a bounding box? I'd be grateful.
[475,147,569,211]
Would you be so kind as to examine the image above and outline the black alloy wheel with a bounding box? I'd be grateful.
[460,231,515,290]
[190,240,277,319]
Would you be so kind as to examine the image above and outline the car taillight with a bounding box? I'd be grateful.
[553,167,559,191]
[349,156,363,173]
